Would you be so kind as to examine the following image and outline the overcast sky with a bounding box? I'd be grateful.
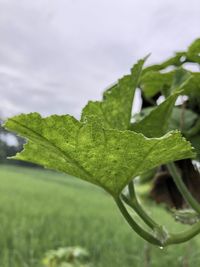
[0,0,200,118]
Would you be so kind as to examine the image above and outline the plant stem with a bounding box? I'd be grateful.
[128,181,134,199]
[114,197,161,246]
[144,242,151,267]
[116,168,200,246]
[116,193,200,246]
[122,181,159,230]
[121,194,158,230]
[167,162,200,214]
[166,221,200,245]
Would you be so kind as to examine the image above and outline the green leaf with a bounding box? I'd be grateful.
[140,71,174,98]
[187,38,200,63]
[189,135,200,160]
[142,52,187,74]
[132,69,191,137]
[141,68,199,98]
[131,93,179,137]
[170,68,191,93]
[132,107,154,123]
[182,73,200,97]
[169,107,198,133]
[81,58,146,130]
[4,113,195,196]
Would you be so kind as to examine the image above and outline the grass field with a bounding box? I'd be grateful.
[0,165,200,267]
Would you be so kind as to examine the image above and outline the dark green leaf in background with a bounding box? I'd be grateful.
[131,93,179,137]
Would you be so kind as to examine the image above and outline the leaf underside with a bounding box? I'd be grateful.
[5,113,195,196]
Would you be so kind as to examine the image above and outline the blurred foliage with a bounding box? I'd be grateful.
[136,39,200,214]
[42,246,91,267]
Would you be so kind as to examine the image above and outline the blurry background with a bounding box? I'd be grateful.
[1,1,200,267]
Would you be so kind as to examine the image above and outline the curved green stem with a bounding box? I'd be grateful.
[114,197,161,246]
[167,162,200,214]
[166,221,200,245]
[116,193,200,246]
[115,170,200,246]
[128,181,134,199]
[122,181,160,230]
[121,194,158,230]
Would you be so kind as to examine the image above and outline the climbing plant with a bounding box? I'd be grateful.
[4,39,200,247]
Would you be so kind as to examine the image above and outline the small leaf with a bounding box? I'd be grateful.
[169,107,198,132]
[142,52,186,74]
[187,38,200,63]
[132,69,192,137]
[170,68,192,93]
[140,71,173,98]
[131,93,179,137]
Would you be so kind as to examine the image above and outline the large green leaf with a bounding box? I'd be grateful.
[4,113,195,196]
[81,58,146,130]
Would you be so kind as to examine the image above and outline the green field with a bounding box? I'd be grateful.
[0,165,200,267]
